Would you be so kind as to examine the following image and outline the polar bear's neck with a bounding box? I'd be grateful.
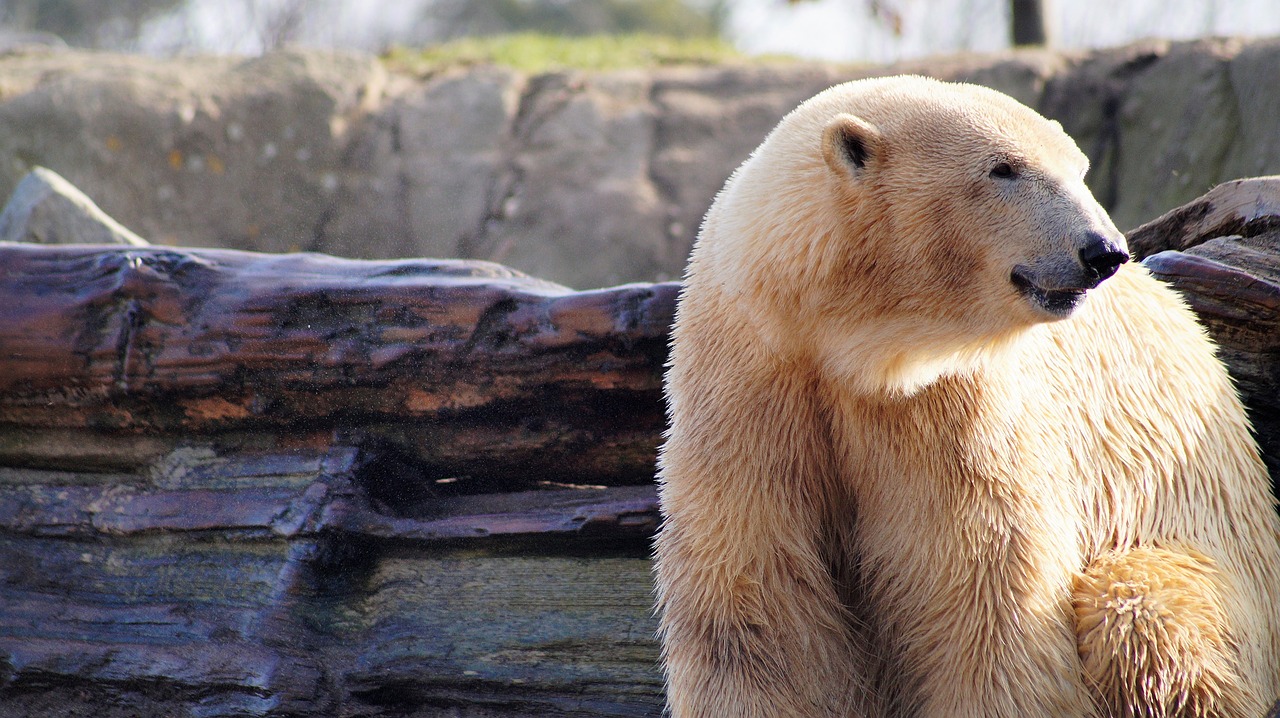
[821,321,1037,398]
[703,266,1040,399]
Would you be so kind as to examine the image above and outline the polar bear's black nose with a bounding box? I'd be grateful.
[1079,234,1129,282]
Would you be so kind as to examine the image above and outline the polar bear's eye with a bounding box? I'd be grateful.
[990,162,1017,179]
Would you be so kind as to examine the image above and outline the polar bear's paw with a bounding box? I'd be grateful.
[1073,547,1258,718]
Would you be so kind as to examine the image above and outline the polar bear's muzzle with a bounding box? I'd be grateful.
[1077,232,1130,282]
[1011,231,1129,317]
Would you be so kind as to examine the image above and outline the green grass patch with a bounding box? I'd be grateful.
[384,32,769,74]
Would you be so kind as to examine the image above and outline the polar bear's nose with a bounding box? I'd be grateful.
[1079,233,1129,282]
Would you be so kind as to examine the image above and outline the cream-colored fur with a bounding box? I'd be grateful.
[653,75,1280,717]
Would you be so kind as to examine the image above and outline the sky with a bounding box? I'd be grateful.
[728,0,1280,64]
[136,0,1280,63]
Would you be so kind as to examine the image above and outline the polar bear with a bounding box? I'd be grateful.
[653,75,1280,718]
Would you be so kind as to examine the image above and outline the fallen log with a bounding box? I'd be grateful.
[0,238,675,716]
[1126,175,1280,258]
[1133,176,1280,477]
[0,245,677,487]
[0,445,665,717]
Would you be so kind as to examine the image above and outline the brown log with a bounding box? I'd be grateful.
[1126,176,1280,259]
[0,446,665,717]
[0,531,665,717]
[1128,176,1280,481]
[0,244,677,485]
[1143,232,1280,479]
[0,448,659,542]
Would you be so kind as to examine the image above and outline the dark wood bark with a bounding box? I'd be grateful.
[0,244,673,716]
[0,245,677,486]
[0,446,664,717]
[1126,176,1280,260]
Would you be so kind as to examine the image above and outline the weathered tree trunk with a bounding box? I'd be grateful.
[0,245,677,487]
[0,244,675,717]
[1129,176,1280,481]
[1010,0,1051,46]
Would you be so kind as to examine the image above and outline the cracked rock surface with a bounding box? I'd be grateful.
[2,39,1280,287]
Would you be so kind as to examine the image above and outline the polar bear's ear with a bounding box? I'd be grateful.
[822,113,882,181]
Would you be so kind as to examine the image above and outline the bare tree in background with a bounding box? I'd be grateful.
[0,0,316,52]
[788,0,1052,48]
[786,0,902,35]
[243,0,313,51]
[1011,0,1050,45]
[4,0,1261,59]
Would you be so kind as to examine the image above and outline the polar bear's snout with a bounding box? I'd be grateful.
[1078,231,1129,283]
[1011,229,1128,318]
[1013,209,1126,316]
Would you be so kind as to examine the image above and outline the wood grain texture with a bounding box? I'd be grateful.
[0,245,672,715]
[0,535,662,717]
[1144,230,1280,479]
[0,441,661,539]
[0,245,677,485]
[1126,176,1280,259]
[0,447,663,717]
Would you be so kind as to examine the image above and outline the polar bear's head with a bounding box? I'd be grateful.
[697,75,1128,394]
[816,78,1128,323]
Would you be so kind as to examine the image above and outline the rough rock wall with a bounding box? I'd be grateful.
[1,38,1279,288]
